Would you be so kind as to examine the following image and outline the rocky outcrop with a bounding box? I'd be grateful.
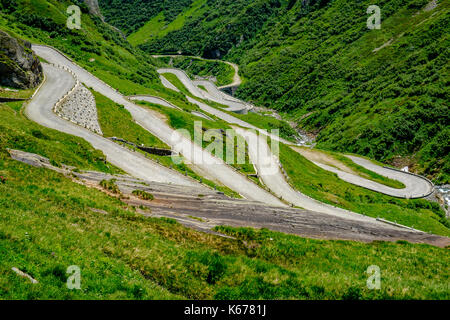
[56,84,103,135]
[0,30,43,89]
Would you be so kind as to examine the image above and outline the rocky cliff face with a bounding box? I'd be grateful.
[0,31,43,89]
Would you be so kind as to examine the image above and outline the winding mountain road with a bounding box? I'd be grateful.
[29,45,435,230]
[32,45,283,205]
[345,155,434,198]
[140,70,292,144]
[157,68,204,99]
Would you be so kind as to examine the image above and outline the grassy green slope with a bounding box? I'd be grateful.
[139,0,287,57]
[0,87,35,100]
[127,12,166,46]
[99,0,193,35]
[0,0,166,96]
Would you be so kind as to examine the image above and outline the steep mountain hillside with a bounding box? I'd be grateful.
[106,0,449,183]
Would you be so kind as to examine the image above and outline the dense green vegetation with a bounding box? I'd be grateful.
[136,0,285,58]
[0,0,166,96]
[118,0,449,183]
[126,0,209,47]
[0,156,448,299]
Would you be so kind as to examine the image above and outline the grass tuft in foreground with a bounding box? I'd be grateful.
[0,157,448,300]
